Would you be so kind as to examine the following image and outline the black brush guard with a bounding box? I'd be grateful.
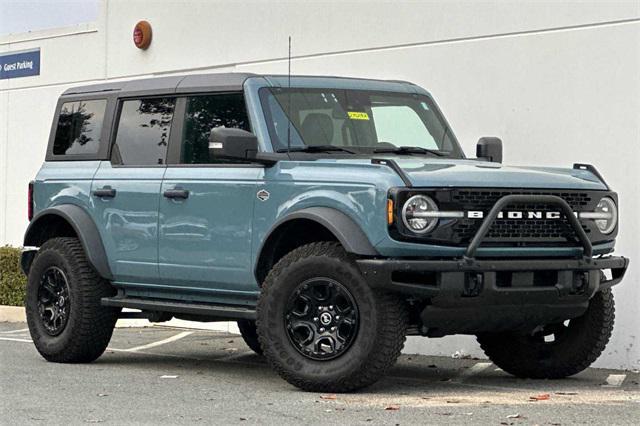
[357,195,629,335]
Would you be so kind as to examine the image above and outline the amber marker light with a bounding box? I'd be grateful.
[387,199,394,225]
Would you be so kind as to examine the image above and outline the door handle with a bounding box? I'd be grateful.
[163,188,189,200]
[92,187,116,198]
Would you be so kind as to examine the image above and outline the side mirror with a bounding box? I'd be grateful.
[209,127,258,161]
[476,137,503,163]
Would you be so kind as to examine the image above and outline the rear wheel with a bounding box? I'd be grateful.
[477,288,615,379]
[257,242,408,392]
[26,237,119,363]
[237,319,262,355]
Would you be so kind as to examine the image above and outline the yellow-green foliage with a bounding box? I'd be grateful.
[0,246,26,306]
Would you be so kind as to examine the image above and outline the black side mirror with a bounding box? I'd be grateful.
[476,137,503,163]
[209,127,258,161]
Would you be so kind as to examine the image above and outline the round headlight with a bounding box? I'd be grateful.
[594,197,617,234]
[402,195,439,234]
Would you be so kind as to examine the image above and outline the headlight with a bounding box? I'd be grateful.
[580,197,617,234]
[402,195,439,234]
[593,197,618,234]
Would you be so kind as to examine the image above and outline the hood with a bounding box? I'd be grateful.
[390,158,607,190]
[312,157,608,190]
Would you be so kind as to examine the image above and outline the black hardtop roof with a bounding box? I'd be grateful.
[61,72,417,97]
[61,73,257,97]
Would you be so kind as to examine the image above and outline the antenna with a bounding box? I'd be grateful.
[287,35,292,154]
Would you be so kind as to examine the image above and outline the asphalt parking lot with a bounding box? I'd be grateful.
[1,322,638,425]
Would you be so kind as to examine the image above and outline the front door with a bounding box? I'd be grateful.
[91,97,176,285]
[158,93,261,304]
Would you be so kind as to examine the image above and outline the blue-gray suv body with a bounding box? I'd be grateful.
[22,73,628,392]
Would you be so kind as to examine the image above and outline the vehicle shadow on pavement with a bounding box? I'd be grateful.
[95,326,634,395]
[4,324,638,425]
[4,323,637,395]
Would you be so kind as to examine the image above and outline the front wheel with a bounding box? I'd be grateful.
[477,288,615,379]
[257,242,408,392]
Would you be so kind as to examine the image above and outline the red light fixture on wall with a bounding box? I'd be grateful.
[133,21,152,50]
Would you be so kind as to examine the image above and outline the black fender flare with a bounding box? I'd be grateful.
[255,207,379,280]
[23,204,113,280]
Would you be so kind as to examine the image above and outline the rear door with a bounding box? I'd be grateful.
[158,93,261,303]
[91,97,176,284]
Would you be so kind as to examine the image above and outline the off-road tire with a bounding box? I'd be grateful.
[477,288,615,379]
[26,237,119,363]
[237,319,263,355]
[257,242,408,392]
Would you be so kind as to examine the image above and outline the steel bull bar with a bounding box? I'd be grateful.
[464,194,593,259]
[357,194,629,304]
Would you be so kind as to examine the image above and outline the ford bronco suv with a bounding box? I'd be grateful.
[22,73,628,392]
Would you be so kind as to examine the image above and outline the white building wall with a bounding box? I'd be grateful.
[1,0,638,369]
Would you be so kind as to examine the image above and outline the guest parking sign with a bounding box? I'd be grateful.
[0,48,40,80]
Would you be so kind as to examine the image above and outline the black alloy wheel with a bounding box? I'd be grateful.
[285,277,359,360]
[37,266,71,336]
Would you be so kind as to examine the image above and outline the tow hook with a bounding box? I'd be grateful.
[463,273,484,297]
[572,271,590,295]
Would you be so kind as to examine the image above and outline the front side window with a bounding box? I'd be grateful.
[181,94,250,164]
[113,98,175,165]
[260,88,463,157]
[53,99,107,155]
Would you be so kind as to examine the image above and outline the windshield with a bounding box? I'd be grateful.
[259,87,464,157]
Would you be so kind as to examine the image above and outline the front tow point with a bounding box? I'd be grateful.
[463,273,484,297]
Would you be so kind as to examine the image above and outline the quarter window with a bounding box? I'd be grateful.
[181,94,250,164]
[113,98,176,165]
[53,99,107,155]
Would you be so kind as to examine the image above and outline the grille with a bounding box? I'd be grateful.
[450,190,592,211]
[449,190,593,245]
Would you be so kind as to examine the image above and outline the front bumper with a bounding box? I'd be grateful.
[357,194,629,336]
[358,255,628,335]
[358,255,628,296]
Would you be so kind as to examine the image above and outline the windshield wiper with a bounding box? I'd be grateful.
[277,145,357,154]
[373,145,446,157]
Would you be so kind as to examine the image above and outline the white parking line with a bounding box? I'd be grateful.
[0,337,32,343]
[603,374,626,387]
[116,331,194,352]
[0,330,194,352]
[0,328,29,334]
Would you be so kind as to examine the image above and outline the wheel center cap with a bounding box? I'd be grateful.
[319,312,333,325]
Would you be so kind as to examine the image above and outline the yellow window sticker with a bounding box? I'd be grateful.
[347,111,370,120]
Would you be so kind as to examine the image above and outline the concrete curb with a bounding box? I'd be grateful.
[0,305,27,322]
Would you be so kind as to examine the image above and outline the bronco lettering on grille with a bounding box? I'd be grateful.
[467,211,566,219]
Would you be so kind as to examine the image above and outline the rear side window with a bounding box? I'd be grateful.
[181,94,250,164]
[53,99,107,155]
[113,98,176,165]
